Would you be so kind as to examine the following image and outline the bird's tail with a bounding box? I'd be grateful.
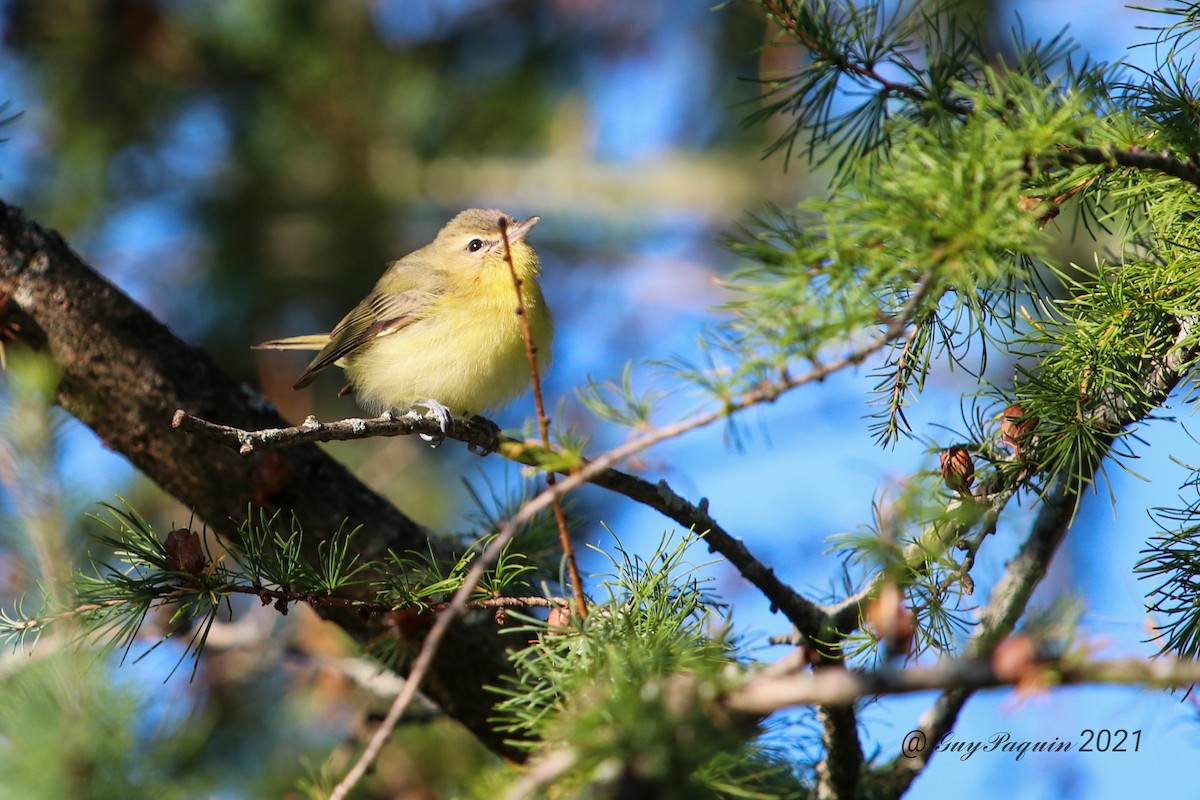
[253,334,330,351]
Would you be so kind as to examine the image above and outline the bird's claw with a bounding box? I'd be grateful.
[467,415,502,455]
[415,399,452,448]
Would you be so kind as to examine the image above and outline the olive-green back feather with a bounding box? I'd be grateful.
[292,262,444,389]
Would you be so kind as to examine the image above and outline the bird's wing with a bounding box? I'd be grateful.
[254,334,330,350]
[293,285,437,389]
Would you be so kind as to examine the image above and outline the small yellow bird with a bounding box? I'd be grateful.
[256,208,553,436]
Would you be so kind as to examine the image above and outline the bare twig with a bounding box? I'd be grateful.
[498,217,586,622]
[727,651,1200,713]
[170,407,492,455]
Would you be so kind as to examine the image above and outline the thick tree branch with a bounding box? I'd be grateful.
[817,704,863,800]
[176,408,832,640]
[0,200,519,756]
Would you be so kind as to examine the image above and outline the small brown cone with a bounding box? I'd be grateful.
[546,605,572,632]
[939,446,975,497]
[164,528,206,576]
[1000,403,1038,457]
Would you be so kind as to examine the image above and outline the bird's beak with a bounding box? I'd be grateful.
[506,215,540,244]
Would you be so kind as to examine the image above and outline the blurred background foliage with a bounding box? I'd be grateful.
[2,0,1116,796]
[1,0,791,525]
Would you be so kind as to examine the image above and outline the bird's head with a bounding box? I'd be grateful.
[435,208,542,282]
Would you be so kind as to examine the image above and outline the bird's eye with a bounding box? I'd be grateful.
[467,239,484,252]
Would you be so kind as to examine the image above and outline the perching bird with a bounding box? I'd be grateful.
[256,209,553,437]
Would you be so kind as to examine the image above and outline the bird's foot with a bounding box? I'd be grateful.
[467,415,502,456]
[414,399,452,448]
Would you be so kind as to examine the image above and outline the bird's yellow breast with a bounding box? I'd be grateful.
[344,271,552,416]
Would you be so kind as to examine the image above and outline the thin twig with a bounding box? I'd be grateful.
[1057,145,1200,190]
[759,0,973,117]
[498,217,586,622]
[170,407,492,456]
[727,651,1200,713]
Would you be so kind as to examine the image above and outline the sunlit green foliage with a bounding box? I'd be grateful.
[0,502,548,668]
[487,535,807,799]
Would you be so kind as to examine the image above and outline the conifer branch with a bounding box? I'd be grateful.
[762,1,930,104]
[1057,144,1200,189]
[885,316,1200,792]
[826,485,1019,636]
[2,589,566,641]
[325,277,935,798]
[175,408,831,639]
[758,0,974,115]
